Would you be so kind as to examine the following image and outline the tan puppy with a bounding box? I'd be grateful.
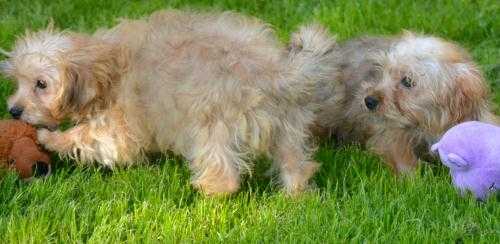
[0,10,335,195]
[311,32,496,173]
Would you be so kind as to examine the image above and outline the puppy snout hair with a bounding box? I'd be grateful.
[312,31,497,174]
[0,10,337,195]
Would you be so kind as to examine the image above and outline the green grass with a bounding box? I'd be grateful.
[0,0,499,242]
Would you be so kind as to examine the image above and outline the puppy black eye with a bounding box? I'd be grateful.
[401,76,414,88]
[36,79,47,89]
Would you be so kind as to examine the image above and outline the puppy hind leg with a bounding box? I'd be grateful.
[189,122,243,196]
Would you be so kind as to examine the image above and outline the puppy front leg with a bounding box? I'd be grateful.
[37,126,87,154]
[37,123,121,166]
[383,141,418,174]
[370,131,418,174]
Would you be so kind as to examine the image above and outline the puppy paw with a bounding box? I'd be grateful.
[394,162,418,176]
[37,128,52,144]
[281,160,320,196]
[192,175,240,196]
[37,129,63,152]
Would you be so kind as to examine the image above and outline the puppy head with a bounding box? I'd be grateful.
[362,32,490,137]
[0,27,124,128]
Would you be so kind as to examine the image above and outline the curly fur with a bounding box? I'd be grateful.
[0,10,335,195]
[311,31,497,173]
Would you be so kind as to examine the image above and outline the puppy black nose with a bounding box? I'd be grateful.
[32,161,50,177]
[364,96,379,110]
[9,106,23,119]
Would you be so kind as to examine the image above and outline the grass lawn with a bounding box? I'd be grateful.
[0,0,499,242]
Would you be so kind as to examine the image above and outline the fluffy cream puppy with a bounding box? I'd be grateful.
[0,10,335,195]
[311,32,496,173]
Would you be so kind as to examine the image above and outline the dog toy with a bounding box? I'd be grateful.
[0,120,51,179]
[431,121,500,200]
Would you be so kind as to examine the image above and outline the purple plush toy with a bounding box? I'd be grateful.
[431,121,500,200]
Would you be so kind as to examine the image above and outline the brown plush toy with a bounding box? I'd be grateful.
[0,120,51,179]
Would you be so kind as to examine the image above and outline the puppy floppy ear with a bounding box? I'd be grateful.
[447,63,489,123]
[59,37,127,116]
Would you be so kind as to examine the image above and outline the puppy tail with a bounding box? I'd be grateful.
[280,24,337,104]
